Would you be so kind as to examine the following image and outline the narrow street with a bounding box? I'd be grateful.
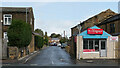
[26,46,74,66]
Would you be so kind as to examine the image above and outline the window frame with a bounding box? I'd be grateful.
[4,32,8,39]
[110,23,115,33]
[83,39,99,52]
[3,14,12,25]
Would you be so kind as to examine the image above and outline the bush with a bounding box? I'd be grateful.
[35,35,44,49]
[7,19,32,48]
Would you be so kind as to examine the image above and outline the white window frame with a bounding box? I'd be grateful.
[3,14,12,25]
[83,39,99,52]
[30,18,32,25]
[4,32,9,42]
[4,32,8,39]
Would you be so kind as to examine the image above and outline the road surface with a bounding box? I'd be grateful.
[26,46,74,66]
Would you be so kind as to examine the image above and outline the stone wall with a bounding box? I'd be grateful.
[8,46,18,59]
[28,34,35,53]
[106,37,115,58]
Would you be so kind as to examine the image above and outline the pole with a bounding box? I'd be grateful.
[26,8,27,23]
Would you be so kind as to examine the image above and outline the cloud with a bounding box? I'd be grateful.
[35,19,79,37]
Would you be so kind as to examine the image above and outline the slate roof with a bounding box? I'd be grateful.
[51,38,59,40]
[0,7,32,13]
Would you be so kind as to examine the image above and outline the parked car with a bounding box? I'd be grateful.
[61,43,67,48]
[53,43,57,46]
[57,43,61,47]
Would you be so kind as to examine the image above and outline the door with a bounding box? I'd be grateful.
[100,40,107,57]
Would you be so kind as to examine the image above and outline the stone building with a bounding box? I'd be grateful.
[76,26,117,59]
[97,14,120,58]
[0,7,35,59]
[70,9,117,59]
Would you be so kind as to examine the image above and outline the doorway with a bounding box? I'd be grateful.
[99,40,107,57]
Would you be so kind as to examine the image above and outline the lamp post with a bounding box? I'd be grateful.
[77,22,82,35]
[77,21,82,60]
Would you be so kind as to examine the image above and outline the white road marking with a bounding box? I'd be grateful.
[52,61,54,64]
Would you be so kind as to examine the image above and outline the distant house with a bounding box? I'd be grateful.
[49,38,60,44]
[0,7,35,59]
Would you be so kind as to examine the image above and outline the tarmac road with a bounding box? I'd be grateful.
[26,46,73,66]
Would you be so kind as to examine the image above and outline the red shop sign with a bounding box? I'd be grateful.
[83,49,95,52]
[87,28,103,34]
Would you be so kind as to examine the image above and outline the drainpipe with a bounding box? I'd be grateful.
[26,8,27,23]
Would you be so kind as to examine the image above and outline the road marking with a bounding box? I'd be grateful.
[52,61,54,64]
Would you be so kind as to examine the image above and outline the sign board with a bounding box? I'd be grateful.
[83,49,95,52]
[87,28,103,34]
[110,36,118,41]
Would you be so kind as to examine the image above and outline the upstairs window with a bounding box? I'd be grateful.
[3,14,12,25]
[110,23,115,33]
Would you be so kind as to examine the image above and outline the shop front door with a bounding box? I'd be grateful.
[100,40,107,57]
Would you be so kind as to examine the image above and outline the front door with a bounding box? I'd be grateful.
[100,40,107,57]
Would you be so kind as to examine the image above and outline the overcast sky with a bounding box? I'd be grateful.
[1,2,118,37]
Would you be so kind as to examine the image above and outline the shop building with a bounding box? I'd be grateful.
[70,9,117,59]
[76,26,118,59]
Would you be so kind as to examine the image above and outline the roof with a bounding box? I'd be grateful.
[51,38,60,40]
[71,9,117,29]
[97,14,120,26]
[0,7,33,13]
[82,9,116,23]
[79,26,111,38]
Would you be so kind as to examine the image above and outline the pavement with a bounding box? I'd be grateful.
[2,50,40,65]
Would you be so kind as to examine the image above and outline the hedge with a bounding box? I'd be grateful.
[35,35,44,49]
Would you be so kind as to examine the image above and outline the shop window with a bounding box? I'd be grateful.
[89,40,93,49]
[95,40,99,51]
[83,39,99,52]
[83,40,88,49]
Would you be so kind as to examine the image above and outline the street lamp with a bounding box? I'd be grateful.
[77,21,82,60]
[77,21,82,35]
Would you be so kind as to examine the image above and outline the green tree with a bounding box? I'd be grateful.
[60,37,68,44]
[50,33,62,39]
[44,32,48,45]
[7,19,32,48]
[35,29,44,37]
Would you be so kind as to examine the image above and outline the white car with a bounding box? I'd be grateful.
[57,43,61,47]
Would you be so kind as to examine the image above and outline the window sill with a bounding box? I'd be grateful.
[83,52,99,53]
[4,24,11,26]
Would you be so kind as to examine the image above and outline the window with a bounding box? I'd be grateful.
[101,41,105,49]
[30,18,32,25]
[95,40,99,51]
[83,39,99,51]
[3,14,12,25]
[110,23,115,33]
[89,40,93,49]
[4,32,7,39]
[83,40,88,49]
